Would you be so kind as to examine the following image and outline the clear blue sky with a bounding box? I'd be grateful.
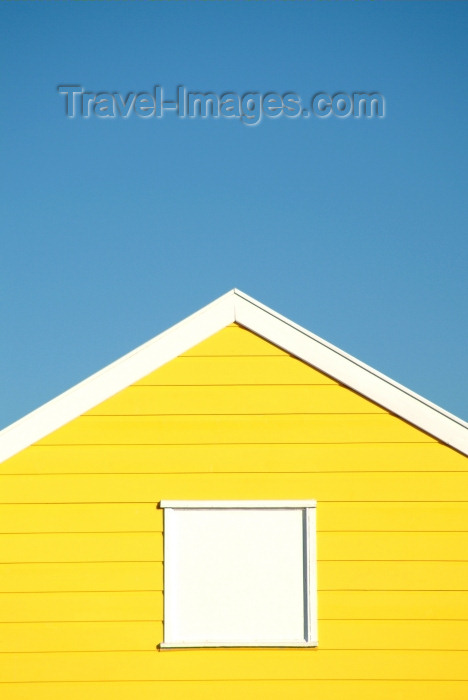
[1,2,467,429]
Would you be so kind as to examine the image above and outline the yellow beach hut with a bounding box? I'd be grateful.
[0,289,467,700]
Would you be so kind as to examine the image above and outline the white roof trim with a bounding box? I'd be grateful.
[0,289,467,463]
[233,290,467,456]
[0,291,235,463]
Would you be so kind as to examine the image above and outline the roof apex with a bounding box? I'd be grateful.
[1,289,467,462]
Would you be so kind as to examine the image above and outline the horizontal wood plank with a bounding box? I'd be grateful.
[319,501,468,531]
[319,590,468,620]
[318,560,468,590]
[0,621,163,652]
[1,560,465,594]
[0,562,163,592]
[320,619,468,650]
[85,384,384,416]
[136,357,341,386]
[1,501,466,533]
[0,591,464,623]
[0,533,163,563]
[0,504,163,533]
[317,532,468,561]
[1,531,464,564]
[0,591,163,622]
[0,649,467,682]
[0,680,467,700]
[3,619,468,652]
[0,472,465,503]
[4,442,464,475]
[36,415,433,446]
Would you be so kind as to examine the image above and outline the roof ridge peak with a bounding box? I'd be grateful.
[1,291,466,461]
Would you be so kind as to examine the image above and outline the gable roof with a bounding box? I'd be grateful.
[1,289,467,462]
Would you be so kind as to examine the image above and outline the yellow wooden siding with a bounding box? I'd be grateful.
[2,560,468,593]
[2,682,468,700]
[0,323,467,699]
[1,501,467,532]
[1,531,466,563]
[135,356,336,385]
[36,414,432,445]
[1,649,468,681]
[0,591,163,622]
[0,590,464,623]
[3,619,468,652]
[0,532,163,562]
[86,384,387,415]
[1,682,468,700]
[5,442,465,474]
[2,472,467,501]
[0,562,163,591]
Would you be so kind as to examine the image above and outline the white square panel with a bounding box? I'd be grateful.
[161,501,317,648]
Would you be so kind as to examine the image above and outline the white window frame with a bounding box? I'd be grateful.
[160,500,317,648]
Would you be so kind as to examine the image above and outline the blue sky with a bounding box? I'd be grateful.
[1,2,467,429]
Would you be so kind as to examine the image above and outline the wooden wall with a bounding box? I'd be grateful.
[1,324,467,699]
